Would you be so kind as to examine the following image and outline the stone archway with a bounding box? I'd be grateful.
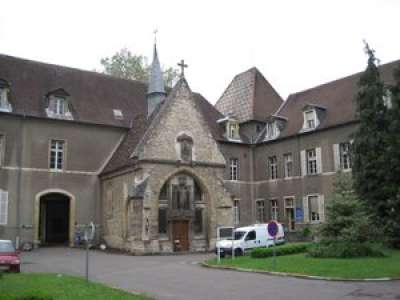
[33,189,76,247]
[157,169,210,252]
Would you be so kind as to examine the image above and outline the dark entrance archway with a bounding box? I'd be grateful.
[39,193,70,245]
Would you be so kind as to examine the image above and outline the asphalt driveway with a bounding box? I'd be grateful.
[21,247,400,300]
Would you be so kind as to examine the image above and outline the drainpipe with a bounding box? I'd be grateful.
[249,144,255,223]
[15,114,26,248]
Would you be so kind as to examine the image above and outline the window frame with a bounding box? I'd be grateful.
[304,109,316,130]
[308,194,321,223]
[0,189,9,225]
[268,156,278,180]
[283,153,293,178]
[49,139,66,171]
[255,199,265,223]
[270,199,279,221]
[306,149,317,175]
[229,158,239,181]
[158,207,168,235]
[339,142,352,170]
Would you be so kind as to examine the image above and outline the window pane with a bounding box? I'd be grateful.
[158,208,168,234]
[194,208,203,234]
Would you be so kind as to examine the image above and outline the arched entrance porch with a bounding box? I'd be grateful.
[33,189,76,247]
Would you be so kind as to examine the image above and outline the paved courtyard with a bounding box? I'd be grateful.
[21,247,400,300]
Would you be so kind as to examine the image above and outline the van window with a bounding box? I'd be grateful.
[234,231,246,240]
[245,230,256,241]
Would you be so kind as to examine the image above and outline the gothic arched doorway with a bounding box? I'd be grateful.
[158,173,206,252]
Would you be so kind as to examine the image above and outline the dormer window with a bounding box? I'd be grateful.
[217,115,241,141]
[54,97,66,115]
[305,110,316,129]
[265,122,279,140]
[301,104,325,132]
[46,89,73,120]
[228,122,240,140]
[0,79,12,112]
[113,109,124,120]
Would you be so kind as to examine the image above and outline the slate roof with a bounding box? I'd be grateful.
[272,60,400,139]
[0,54,226,175]
[215,67,283,123]
[0,53,147,128]
[102,79,225,174]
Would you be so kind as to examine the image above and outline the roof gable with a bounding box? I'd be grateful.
[215,67,283,123]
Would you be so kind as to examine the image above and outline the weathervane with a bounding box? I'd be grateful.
[178,59,188,77]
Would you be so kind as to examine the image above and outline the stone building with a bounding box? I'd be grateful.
[0,43,398,253]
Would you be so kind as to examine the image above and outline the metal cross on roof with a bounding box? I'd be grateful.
[178,59,188,77]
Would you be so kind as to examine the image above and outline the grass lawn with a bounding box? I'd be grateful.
[206,250,400,279]
[0,273,152,300]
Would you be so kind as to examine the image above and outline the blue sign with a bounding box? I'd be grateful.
[296,207,303,223]
[268,221,278,237]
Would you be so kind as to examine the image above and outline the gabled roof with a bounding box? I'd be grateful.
[215,67,283,123]
[275,60,400,139]
[102,80,225,174]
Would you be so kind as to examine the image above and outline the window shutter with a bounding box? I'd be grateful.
[316,147,322,173]
[319,194,325,222]
[333,144,340,171]
[300,150,306,176]
[0,190,8,225]
[303,196,309,223]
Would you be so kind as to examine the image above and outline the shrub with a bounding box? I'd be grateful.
[307,242,388,258]
[251,243,311,258]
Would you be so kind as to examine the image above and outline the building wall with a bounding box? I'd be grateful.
[220,123,358,231]
[0,114,126,244]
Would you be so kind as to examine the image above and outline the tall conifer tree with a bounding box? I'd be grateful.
[352,44,391,231]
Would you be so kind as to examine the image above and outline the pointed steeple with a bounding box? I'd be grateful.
[147,43,166,117]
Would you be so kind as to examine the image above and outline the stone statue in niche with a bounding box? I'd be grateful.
[177,134,193,162]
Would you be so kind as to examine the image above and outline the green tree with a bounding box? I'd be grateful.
[100,48,179,87]
[319,173,374,244]
[385,64,400,247]
[352,43,391,233]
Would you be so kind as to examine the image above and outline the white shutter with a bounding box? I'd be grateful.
[303,196,309,223]
[319,194,325,222]
[333,144,340,171]
[300,150,307,176]
[316,147,322,173]
[0,190,8,225]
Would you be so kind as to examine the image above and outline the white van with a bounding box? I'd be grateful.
[216,223,285,257]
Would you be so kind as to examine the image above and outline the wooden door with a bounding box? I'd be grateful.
[172,221,189,251]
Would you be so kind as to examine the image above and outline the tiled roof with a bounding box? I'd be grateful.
[215,67,283,123]
[272,60,400,140]
[0,53,147,127]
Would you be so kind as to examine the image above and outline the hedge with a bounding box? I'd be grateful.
[307,242,388,258]
[251,243,311,258]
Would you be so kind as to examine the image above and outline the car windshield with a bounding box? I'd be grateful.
[0,241,15,253]
[234,231,246,240]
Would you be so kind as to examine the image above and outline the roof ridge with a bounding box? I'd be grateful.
[287,59,400,98]
[0,52,149,87]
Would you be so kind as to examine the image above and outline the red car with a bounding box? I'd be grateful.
[0,240,20,273]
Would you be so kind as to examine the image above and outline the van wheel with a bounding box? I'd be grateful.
[234,248,243,256]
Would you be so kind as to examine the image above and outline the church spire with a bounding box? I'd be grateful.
[147,39,166,117]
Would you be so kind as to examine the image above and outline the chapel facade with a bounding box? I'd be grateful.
[0,44,398,253]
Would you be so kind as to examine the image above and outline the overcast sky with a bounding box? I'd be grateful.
[1,0,399,103]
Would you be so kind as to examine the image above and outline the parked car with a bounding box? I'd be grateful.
[216,223,285,257]
[0,240,20,273]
